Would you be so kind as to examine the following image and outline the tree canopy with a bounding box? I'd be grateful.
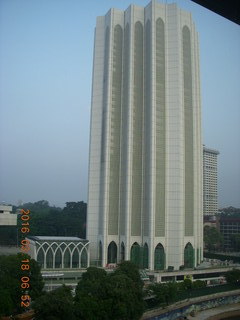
[218,207,240,217]
[204,226,223,251]
[15,200,87,241]
[0,253,44,317]
[33,285,75,320]
[74,262,145,320]
[225,269,240,284]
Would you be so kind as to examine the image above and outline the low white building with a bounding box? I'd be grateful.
[0,205,17,226]
[26,236,90,270]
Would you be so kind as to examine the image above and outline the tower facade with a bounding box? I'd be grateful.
[203,146,219,215]
[87,1,203,270]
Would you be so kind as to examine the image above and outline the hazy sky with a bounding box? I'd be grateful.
[0,0,239,208]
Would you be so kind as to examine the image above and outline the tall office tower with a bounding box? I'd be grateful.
[87,0,203,270]
[203,146,219,215]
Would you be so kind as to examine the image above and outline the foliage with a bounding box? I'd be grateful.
[192,280,206,289]
[0,253,44,316]
[3,200,87,245]
[218,207,240,216]
[0,225,18,245]
[146,281,237,309]
[225,269,240,284]
[33,285,75,320]
[204,226,223,251]
[0,288,14,317]
[114,260,144,290]
[183,279,192,290]
[15,200,87,242]
[107,273,144,320]
[148,282,177,306]
[74,263,145,320]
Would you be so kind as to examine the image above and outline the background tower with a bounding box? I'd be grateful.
[87,0,203,270]
[203,146,219,215]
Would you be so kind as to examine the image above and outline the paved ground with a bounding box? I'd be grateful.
[187,303,240,320]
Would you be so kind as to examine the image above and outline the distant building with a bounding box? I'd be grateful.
[218,216,240,250]
[203,147,219,215]
[203,215,217,228]
[26,236,90,269]
[0,205,17,225]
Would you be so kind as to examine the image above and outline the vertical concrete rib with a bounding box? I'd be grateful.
[155,17,166,237]
[108,25,123,235]
[183,25,194,236]
[143,19,151,237]
[131,21,144,236]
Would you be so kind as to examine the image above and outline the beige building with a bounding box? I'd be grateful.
[0,205,17,226]
[87,0,203,270]
[203,146,219,215]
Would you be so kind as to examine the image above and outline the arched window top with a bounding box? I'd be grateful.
[182,25,190,38]
[62,246,72,255]
[185,242,193,249]
[131,242,140,247]
[135,21,143,30]
[156,17,164,27]
[71,246,80,255]
[109,240,117,247]
[144,242,148,248]
[36,247,44,259]
[155,243,164,250]
[114,24,123,34]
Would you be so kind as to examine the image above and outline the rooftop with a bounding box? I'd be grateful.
[203,146,220,155]
[27,236,88,242]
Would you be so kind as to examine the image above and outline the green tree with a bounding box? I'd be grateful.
[0,288,14,317]
[106,273,144,320]
[204,226,223,251]
[33,285,75,320]
[218,207,240,216]
[0,253,44,316]
[17,200,87,239]
[74,267,108,320]
[0,225,17,245]
[225,269,240,284]
[63,201,87,238]
[192,280,206,289]
[114,260,144,290]
[74,264,145,320]
[148,282,177,306]
[182,278,193,290]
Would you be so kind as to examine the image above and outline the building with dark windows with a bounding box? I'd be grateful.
[87,0,203,270]
[218,216,240,250]
[27,236,90,269]
[203,146,219,215]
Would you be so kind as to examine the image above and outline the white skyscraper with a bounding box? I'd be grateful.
[203,146,219,215]
[87,0,203,270]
